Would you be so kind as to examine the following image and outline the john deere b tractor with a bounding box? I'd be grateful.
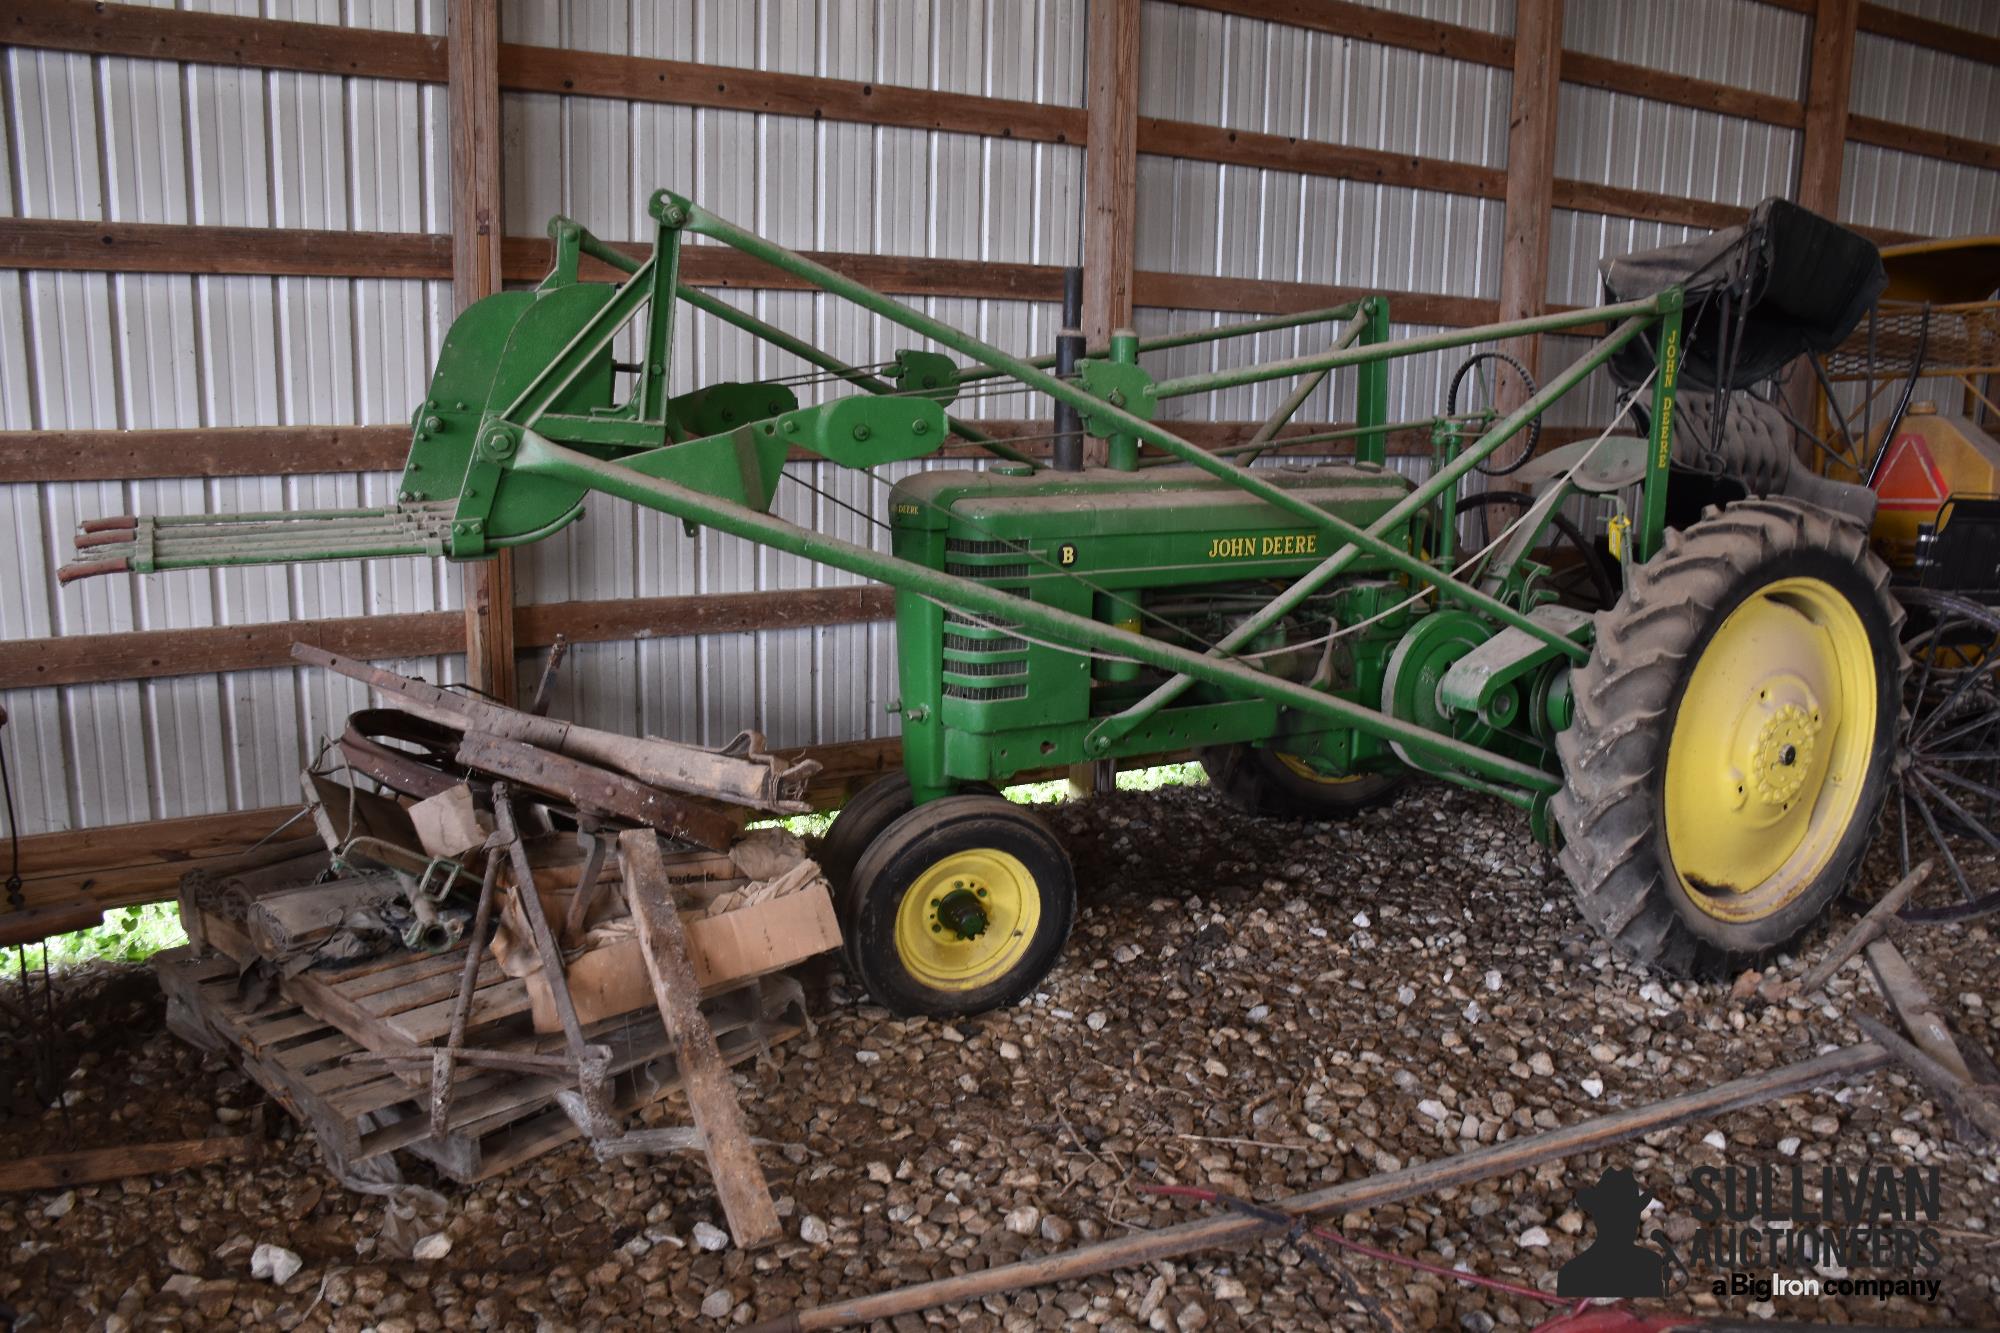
[64,193,1913,1015]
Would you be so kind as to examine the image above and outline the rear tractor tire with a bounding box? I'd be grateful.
[1553,498,1903,976]
[845,795,1078,1017]
[1200,744,1404,819]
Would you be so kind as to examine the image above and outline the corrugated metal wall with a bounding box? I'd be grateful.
[3,0,1995,840]
[1136,0,1508,439]
[1,1,457,839]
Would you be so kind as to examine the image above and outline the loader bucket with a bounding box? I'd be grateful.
[58,282,618,582]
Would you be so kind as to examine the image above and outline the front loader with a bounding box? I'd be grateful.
[62,191,1906,1016]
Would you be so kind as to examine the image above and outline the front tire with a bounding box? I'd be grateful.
[847,795,1077,1017]
[1553,498,1903,975]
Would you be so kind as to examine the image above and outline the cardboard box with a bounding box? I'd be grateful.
[526,881,841,1032]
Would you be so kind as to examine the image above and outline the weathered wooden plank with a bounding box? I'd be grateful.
[0,0,446,81]
[1551,180,1749,232]
[1845,114,2000,173]
[621,828,782,1248]
[0,218,450,279]
[1132,270,1497,328]
[0,423,410,483]
[1559,51,1805,128]
[498,44,1086,145]
[0,899,103,948]
[1173,0,1510,67]
[1856,2,2000,69]
[0,1133,262,1192]
[1138,117,1505,200]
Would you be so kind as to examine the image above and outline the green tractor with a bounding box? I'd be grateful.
[65,193,1906,1015]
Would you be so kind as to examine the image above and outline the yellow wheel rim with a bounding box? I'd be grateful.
[1274,753,1370,785]
[892,849,1041,992]
[1664,576,1876,922]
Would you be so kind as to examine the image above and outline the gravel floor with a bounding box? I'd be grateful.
[3,779,1997,1332]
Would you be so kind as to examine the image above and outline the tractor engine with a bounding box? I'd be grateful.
[885,459,1420,799]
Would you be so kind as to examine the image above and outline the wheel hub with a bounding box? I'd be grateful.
[893,848,1039,991]
[931,885,989,940]
[1750,702,1820,806]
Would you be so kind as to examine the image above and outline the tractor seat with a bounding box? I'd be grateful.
[1671,392,1878,527]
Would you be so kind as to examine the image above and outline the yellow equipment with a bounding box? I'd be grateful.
[1814,235,2000,582]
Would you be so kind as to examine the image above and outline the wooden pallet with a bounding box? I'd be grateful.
[155,922,803,1184]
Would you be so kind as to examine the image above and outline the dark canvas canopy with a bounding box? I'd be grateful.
[1599,197,1885,390]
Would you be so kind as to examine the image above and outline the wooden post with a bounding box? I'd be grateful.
[1797,0,1859,219]
[620,829,782,1249]
[1788,0,1859,429]
[448,0,516,704]
[1082,0,1139,355]
[1495,0,1564,413]
[1071,0,1140,796]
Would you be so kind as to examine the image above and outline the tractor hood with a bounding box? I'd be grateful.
[1600,197,1885,390]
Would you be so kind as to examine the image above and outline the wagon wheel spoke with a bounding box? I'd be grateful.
[1888,589,2000,922]
[1911,769,2000,855]
[1904,779,1982,911]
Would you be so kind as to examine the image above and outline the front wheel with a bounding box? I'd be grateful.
[1553,498,1903,975]
[846,795,1078,1017]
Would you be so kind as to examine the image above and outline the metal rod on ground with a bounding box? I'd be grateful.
[431,829,508,1137]
[1795,860,1931,996]
[743,1042,1890,1332]
[1853,1015,2000,1142]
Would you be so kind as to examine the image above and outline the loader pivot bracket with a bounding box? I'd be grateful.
[890,350,960,405]
[1075,358,1158,437]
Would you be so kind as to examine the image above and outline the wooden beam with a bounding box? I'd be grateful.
[1133,270,1496,327]
[1082,0,1141,349]
[1846,114,2000,174]
[0,899,103,949]
[1550,180,1749,233]
[0,218,449,279]
[1558,50,1805,128]
[512,586,894,650]
[0,1131,263,1192]
[1172,0,1510,66]
[620,829,782,1248]
[449,0,514,710]
[498,44,1084,146]
[1136,117,1506,199]
[501,236,1070,302]
[0,612,462,690]
[0,424,409,483]
[0,0,444,81]
[1497,0,1565,387]
[1798,0,1860,219]
[0,587,901,690]
[1857,2,2000,69]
